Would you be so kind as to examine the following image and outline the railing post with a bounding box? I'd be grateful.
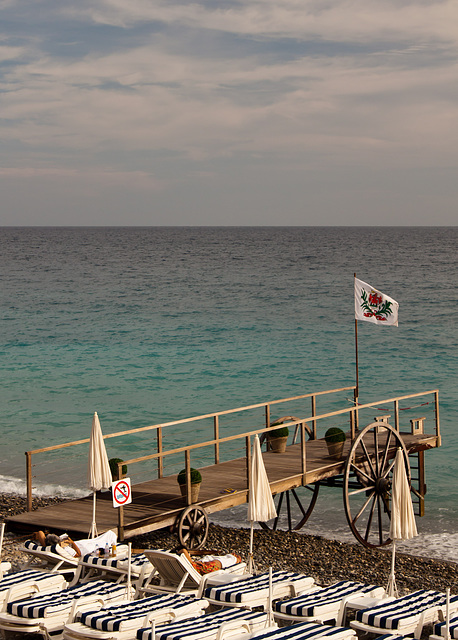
[300,423,307,485]
[435,390,441,446]
[26,452,33,512]
[214,416,220,464]
[265,404,270,428]
[185,450,191,506]
[394,400,399,431]
[311,395,317,439]
[157,426,163,478]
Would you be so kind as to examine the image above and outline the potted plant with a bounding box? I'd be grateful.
[177,467,202,503]
[324,427,346,460]
[267,420,289,454]
[109,458,127,481]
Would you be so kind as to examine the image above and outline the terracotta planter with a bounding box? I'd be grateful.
[326,440,344,460]
[268,436,288,454]
[179,482,201,503]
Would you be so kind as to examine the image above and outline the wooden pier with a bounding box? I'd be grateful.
[7,386,441,548]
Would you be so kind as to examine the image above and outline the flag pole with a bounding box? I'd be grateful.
[354,273,359,429]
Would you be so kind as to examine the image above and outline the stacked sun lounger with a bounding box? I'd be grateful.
[0,579,131,637]
[74,552,153,585]
[63,593,209,640]
[274,580,386,625]
[430,613,458,640]
[350,589,458,639]
[239,621,358,640]
[202,570,315,609]
[0,569,67,609]
[136,607,269,640]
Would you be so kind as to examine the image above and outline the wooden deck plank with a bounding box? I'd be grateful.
[7,432,438,539]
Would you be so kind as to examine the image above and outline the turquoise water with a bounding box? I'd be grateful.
[1,227,457,560]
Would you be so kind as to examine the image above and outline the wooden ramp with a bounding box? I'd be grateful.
[7,430,437,540]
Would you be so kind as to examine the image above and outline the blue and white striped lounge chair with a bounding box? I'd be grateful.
[202,570,315,610]
[139,550,246,597]
[430,613,458,640]
[350,590,458,639]
[20,540,81,575]
[136,607,269,640]
[230,621,358,640]
[274,581,385,625]
[73,552,153,586]
[0,579,131,638]
[0,569,67,610]
[63,593,209,640]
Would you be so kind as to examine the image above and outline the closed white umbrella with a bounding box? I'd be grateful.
[387,447,418,597]
[247,435,277,574]
[88,412,113,538]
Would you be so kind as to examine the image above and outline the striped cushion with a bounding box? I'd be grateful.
[136,608,267,640]
[78,594,205,632]
[204,570,313,604]
[23,540,60,555]
[0,570,64,594]
[81,553,153,576]
[433,615,458,639]
[242,621,354,640]
[275,581,381,618]
[7,580,127,619]
[355,590,458,630]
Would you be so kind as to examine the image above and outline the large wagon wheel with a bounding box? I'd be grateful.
[177,506,209,549]
[344,422,411,548]
[259,483,320,532]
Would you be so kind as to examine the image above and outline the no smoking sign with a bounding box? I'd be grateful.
[112,478,132,507]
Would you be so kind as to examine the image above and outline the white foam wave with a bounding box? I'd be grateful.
[0,475,88,499]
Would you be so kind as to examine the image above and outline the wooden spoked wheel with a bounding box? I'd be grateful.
[344,422,410,548]
[259,484,320,532]
[177,506,209,549]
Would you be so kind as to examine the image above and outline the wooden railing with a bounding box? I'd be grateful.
[25,386,440,514]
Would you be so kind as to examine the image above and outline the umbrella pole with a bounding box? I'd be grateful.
[248,521,254,574]
[267,566,273,627]
[387,540,398,598]
[0,522,4,558]
[446,587,451,640]
[127,543,132,600]
[89,491,98,539]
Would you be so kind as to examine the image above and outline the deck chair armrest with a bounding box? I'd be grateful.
[144,608,177,626]
[68,596,106,621]
[4,580,44,606]
[215,620,251,640]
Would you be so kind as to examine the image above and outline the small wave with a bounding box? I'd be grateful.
[0,475,88,499]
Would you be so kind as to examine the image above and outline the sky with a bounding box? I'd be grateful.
[1,0,457,226]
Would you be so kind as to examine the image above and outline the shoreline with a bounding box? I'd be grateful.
[2,493,457,594]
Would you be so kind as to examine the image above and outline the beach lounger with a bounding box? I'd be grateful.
[139,550,246,597]
[350,589,458,639]
[430,613,458,640]
[136,607,269,640]
[19,541,81,575]
[0,569,67,611]
[202,570,315,610]
[0,579,132,638]
[229,621,358,640]
[72,551,153,586]
[20,532,120,577]
[274,580,385,625]
[63,593,209,640]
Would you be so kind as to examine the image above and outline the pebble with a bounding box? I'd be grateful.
[2,493,457,596]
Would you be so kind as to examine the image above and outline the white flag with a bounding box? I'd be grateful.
[355,278,399,326]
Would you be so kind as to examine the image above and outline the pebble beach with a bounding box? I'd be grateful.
[2,493,457,596]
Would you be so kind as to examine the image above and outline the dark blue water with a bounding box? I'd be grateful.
[1,227,457,559]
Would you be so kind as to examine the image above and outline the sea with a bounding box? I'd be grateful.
[1,226,457,562]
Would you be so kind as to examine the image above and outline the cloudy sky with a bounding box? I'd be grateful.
[1,0,457,225]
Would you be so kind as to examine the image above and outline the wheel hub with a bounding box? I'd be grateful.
[375,476,391,494]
